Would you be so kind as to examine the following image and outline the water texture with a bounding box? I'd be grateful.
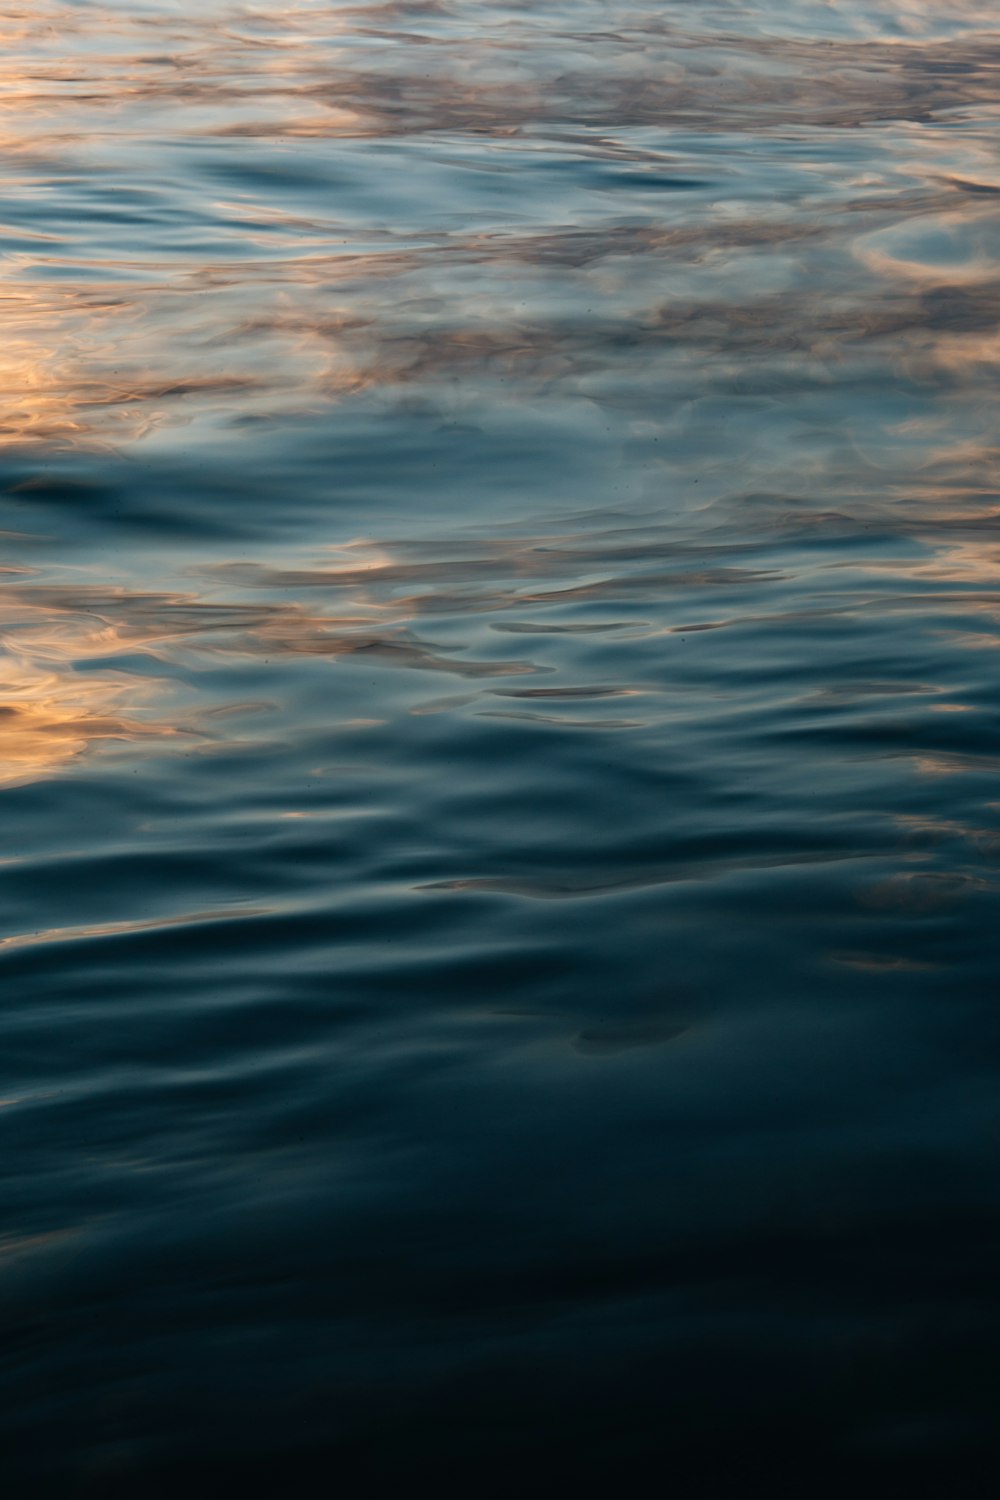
[3,1,1000,1489]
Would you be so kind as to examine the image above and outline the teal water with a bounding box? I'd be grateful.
[3,2,1000,1490]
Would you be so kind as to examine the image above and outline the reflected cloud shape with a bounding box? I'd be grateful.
[3,2,1000,456]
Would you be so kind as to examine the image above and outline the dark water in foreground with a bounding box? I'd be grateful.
[4,1,1000,1490]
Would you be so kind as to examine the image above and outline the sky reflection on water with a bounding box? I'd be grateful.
[3,1,1000,1492]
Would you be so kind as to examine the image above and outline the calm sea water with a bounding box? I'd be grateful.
[3,1,1000,1490]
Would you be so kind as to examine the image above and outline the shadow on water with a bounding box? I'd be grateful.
[3,1,1000,1492]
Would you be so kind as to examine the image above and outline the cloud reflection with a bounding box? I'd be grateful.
[3,2,1000,456]
[3,0,1000,801]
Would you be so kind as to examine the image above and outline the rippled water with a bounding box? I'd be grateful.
[4,1,1000,1489]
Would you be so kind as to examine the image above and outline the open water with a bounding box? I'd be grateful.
[3,1,1000,1491]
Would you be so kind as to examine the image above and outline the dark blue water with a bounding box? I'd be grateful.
[4,2,1000,1490]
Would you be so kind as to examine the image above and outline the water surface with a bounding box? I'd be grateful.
[3,1,1000,1489]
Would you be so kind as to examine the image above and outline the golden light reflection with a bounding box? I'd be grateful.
[0,655,169,788]
[0,312,90,450]
[0,580,192,787]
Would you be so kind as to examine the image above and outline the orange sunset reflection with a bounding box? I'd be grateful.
[0,653,171,789]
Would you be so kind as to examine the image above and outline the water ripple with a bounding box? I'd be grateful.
[4,0,1000,1490]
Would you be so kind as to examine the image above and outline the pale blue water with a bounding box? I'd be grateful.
[3,2,1000,1490]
